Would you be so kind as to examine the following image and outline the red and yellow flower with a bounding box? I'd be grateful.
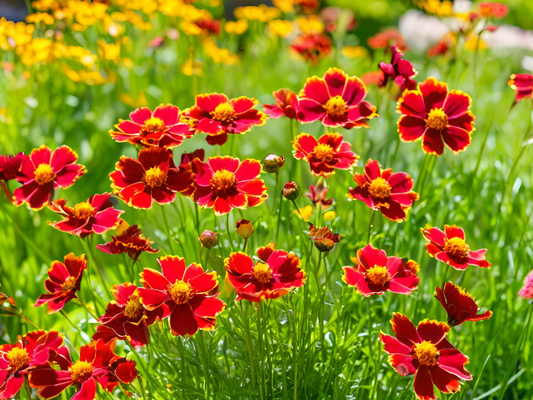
[436,282,492,326]
[291,33,332,65]
[0,152,24,182]
[174,149,205,197]
[263,89,299,119]
[96,224,158,261]
[508,73,533,103]
[308,223,341,253]
[368,28,407,51]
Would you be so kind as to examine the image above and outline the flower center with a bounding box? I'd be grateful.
[413,340,439,367]
[210,169,237,192]
[253,263,273,284]
[141,117,165,136]
[368,177,391,200]
[311,143,335,162]
[365,265,390,286]
[34,163,56,185]
[124,293,144,320]
[324,95,348,118]
[211,103,235,123]
[72,201,96,220]
[69,360,94,383]
[61,276,77,292]
[444,237,470,262]
[143,166,166,188]
[168,281,195,305]
[426,108,448,131]
[7,347,30,371]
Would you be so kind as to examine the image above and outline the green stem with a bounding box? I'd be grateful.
[241,303,257,395]
[257,302,266,400]
[226,213,234,252]
[60,309,84,337]
[242,238,248,253]
[198,331,211,399]
[161,205,175,253]
[367,210,376,244]
[75,294,98,320]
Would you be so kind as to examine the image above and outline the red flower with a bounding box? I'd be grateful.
[519,269,533,300]
[293,132,359,177]
[224,244,306,302]
[305,182,333,210]
[14,145,86,210]
[175,149,205,197]
[379,313,472,400]
[97,224,159,261]
[508,73,533,103]
[479,2,508,18]
[195,18,221,35]
[379,46,418,92]
[137,256,226,337]
[436,282,492,326]
[263,89,299,119]
[0,152,24,182]
[297,68,377,128]
[347,159,419,222]
[291,33,332,65]
[182,93,266,146]
[308,223,341,253]
[109,104,192,149]
[397,77,475,155]
[34,253,87,314]
[421,225,491,270]
[93,283,166,347]
[343,244,419,296]
[0,330,64,400]
[191,156,267,216]
[367,28,407,51]
[48,193,124,238]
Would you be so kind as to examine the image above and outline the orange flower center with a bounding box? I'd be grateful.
[141,117,165,135]
[69,360,94,383]
[253,263,273,284]
[210,169,237,192]
[426,108,448,131]
[7,347,30,371]
[365,265,390,286]
[413,340,439,367]
[168,280,195,305]
[143,166,166,188]
[34,163,56,185]
[311,143,335,162]
[405,260,420,274]
[368,177,391,200]
[72,201,96,220]
[324,95,348,118]
[443,237,470,261]
[211,103,235,123]
[124,293,144,320]
[61,276,77,292]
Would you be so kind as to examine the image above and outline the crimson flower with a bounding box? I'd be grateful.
[308,223,341,253]
[109,104,192,149]
[421,225,490,270]
[0,152,24,182]
[291,33,332,65]
[347,159,419,222]
[368,28,407,51]
[397,77,475,155]
[263,89,299,119]
[293,132,359,177]
[191,156,267,215]
[194,18,221,35]
[379,313,472,400]
[379,45,418,92]
[97,224,159,261]
[436,282,492,326]
[48,193,124,238]
[225,244,306,302]
[137,256,226,337]
[305,182,333,210]
[34,253,87,314]
[14,145,86,210]
[519,269,533,300]
[508,74,533,103]
[175,149,205,197]
[182,93,266,146]
[343,244,419,296]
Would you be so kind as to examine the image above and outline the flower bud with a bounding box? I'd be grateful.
[236,219,254,239]
[200,230,218,249]
[283,181,300,201]
[263,154,284,173]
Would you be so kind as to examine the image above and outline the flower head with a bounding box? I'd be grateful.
[306,182,333,210]
[291,33,332,65]
[262,154,285,173]
[379,46,418,93]
[508,74,533,103]
[236,219,254,239]
[263,89,299,119]
[308,223,341,253]
[283,181,300,201]
[0,152,24,182]
[479,2,508,18]
[519,269,533,300]
[96,224,159,261]
[436,282,492,326]
[200,230,218,249]
[368,28,407,51]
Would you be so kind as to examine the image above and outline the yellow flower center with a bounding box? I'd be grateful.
[211,103,236,123]
[368,177,391,200]
[444,237,470,262]
[253,263,273,284]
[365,265,390,286]
[324,95,348,118]
[143,166,166,188]
[168,281,195,305]
[34,163,56,185]
[7,347,30,371]
[311,143,335,162]
[426,108,448,131]
[141,117,165,135]
[210,169,237,192]
[72,201,96,220]
[61,276,77,292]
[413,340,439,367]
[405,260,420,274]
[124,293,144,320]
[69,360,94,383]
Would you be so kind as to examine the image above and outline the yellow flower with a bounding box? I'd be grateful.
[225,20,248,35]
[98,40,121,62]
[296,15,324,34]
[70,1,108,27]
[120,91,148,108]
[16,38,52,66]
[234,5,280,23]
[342,46,368,58]
[26,13,55,25]
[203,37,239,65]
[415,0,454,17]
[181,20,203,36]
[63,66,116,85]
[0,18,35,50]
[294,205,313,222]
[464,35,488,51]
[273,0,295,13]
[323,211,336,221]
[268,19,293,38]
[181,59,203,76]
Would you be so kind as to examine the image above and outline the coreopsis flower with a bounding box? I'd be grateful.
[347,159,419,222]
[175,149,205,197]
[283,181,300,200]
[367,28,407,51]
[224,244,305,302]
[262,154,284,173]
[109,104,192,149]
[479,2,508,18]
[182,93,266,146]
[421,225,491,270]
[379,313,472,400]
[379,46,418,92]
[404,259,420,275]
[397,77,475,155]
[306,182,333,210]
[199,230,218,249]
[518,269,533,300]
[308,223,341,253]
[96,224,159,261]
[93,283,166,347]
[297,68,378,128]
[293,132,359,177]
[508,74,533,103]
[0,152,24,182]
[0,330,64,400]
[343,244,419,296]
[236,219,254,239]
[263,89,299,119]
[436,282,492,326]
[191,157,268,216]
[34,253,87,314]
[48,193,124,238]
[137,256,226,337]
[14,145,86,210]
[291,33,332,65]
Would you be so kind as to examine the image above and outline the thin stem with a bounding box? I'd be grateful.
[161,205,175,254]
[275,171,282,243]
[257,302,266,400]
[367,210,376,244]
[242,238,248,253]
[241,303,257,395]
[195,203,200,238]
[75,294,98,320]
[226,213,234,252]
[204,248,210,269]
[60,309,84,337]
[198,331,211,399]
[84,236,112,299]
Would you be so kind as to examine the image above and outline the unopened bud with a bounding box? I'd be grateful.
[200,230,218,249]
[236,219,254,239]
[263,154,284,173]
[283,181,300,201]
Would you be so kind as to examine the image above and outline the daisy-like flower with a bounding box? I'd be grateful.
[305,182,333,210]
[308,223,341,253]
[14,145,86,210]
[182,93,266,146]
[421,225,491,270]
[379,313,472,400]
[397,77,475,155]
[519,269,533,300]
[508,73,533,103]
[379,45,418,93]
[297,68,377,128]
[191,156,268,216]
[436,282,492,326]
[368,28,407,51]
[347,159,419,222]
[293,132,359,177]
[96,224,159,261]
[137,256,226,337]
[343,244,419,296]
[224,243,305,302]
[109,104,192,149]
[291,33,332,65]
[174,149,205,197]
[263,89,299,119]
[93,283,166,347]
[48,193,124,238]
[0,152,24,182]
